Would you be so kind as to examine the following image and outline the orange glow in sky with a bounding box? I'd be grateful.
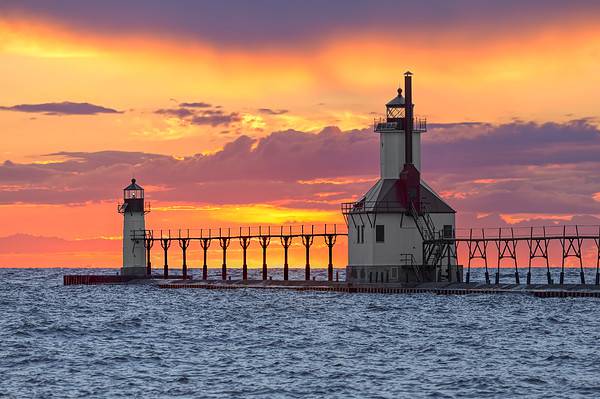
[1,4,600,267]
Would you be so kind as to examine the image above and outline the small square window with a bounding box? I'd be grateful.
[443,225,453,238]
[376,225,385,243]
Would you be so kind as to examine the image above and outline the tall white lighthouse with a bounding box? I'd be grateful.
[118,179,148,276]
[343,72,460,283]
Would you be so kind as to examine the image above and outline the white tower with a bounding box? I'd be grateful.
[118,179,148,276]
[342,72,460,283]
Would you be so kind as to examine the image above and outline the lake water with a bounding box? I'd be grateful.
[2,268,600,398]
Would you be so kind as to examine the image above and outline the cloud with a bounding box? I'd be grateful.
[257,108,288,115]
[179,102,212,108]
[0,126,376,205]
[0,120,599,221]
[155,104,241,127]
[424,119,600,170]
[190,110,241,126]
[154,107,195,118]
[422,119,600,215]
[0,101,121,115]
[3,1,599,48]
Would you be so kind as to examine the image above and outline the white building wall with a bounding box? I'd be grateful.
[348,221,373,266]
[380,131,422,178]
[123,212,146,272]
[348,210,455,268]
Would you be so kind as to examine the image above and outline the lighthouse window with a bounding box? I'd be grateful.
[125,189,143,199]
[443,225,453,238]
[376,225,385,242]
[357,225,365,243]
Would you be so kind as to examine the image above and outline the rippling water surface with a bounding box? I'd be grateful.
[2,268,600,398]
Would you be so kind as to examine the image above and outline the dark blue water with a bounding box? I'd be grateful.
[2,268,600,398]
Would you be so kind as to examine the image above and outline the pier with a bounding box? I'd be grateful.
[64,223,600,297]
[133,224,345,282]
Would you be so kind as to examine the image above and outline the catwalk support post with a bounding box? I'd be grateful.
[178,229,190,279]
[239,230,251,281]
[302,225,314,281]
[219,228,231,281]
[466,229,489,284]
[280,226,292,281]
[144,230,154,277]
[200,234,211,280]
[160,230,171,278]
[495,227,519,285]
[527,226,551,285]
[560,225,585,285]
[324,225,337,282]
[259,227,271,280]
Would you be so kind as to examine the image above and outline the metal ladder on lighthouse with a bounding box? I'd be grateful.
[409,202,447,281]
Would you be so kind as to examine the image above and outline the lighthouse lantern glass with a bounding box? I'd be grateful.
[387,106,405,119]
[125,188,144,200]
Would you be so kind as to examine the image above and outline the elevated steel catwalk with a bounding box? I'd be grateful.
[130,224,347,282]
[424,225,600,286]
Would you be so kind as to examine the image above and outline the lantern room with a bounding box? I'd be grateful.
[118,178,148,214]
[386,88,406,122]
[124,178,144,200]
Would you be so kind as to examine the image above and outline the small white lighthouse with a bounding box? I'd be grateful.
[343,72,460,283]
[118,179,148,276]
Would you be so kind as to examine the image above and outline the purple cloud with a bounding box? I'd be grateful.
[0,101,120,115]
[2,1,598,48]
[0,120,598,222]
[190,111,240,126]
[155,108,195,118]
[155,104,241,127]
[257,108,289,115]
[180,102,212,108]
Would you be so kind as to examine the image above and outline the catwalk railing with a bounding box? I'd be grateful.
[424,225,600,286]
[373,116,427,133]
[130,224,347,281]
[128,223,600,286]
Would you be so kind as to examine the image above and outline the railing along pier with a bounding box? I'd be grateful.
[424,225,600,286]
[132,224,347,281]
[133,223,600,286]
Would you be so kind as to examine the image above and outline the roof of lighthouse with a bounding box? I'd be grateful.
[359,178,455,214]
[386,88,405,107]
[124,178,143,190]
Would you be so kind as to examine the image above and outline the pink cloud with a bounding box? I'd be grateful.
[0,119,598,223]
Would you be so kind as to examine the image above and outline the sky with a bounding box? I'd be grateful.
[1,0,600,268]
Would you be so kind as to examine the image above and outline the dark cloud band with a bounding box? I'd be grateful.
[0,102,120,115]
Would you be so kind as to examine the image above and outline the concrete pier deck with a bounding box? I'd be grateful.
[63,274,600,298]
